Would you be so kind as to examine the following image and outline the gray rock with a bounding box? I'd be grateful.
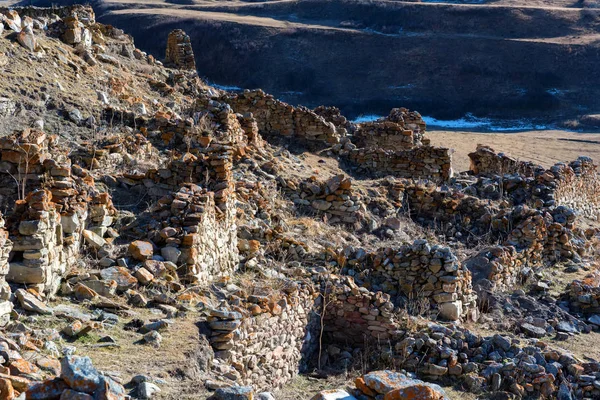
[15,289,52,315]
[68,108,83,124]
[556,321,579,333]
[138,381,161,399]
[257,392,276,400]
[521,323,546,338]
[60,355,101,393]
[213,386,254,400]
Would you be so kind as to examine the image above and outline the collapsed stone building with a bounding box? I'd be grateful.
[0,5,599,400]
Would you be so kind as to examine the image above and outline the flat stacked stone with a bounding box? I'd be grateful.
[165,29,196,70]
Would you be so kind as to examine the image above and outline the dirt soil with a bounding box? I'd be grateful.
[428,129,600,172]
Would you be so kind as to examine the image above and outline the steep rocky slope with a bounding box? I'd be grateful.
[13,0,600,124]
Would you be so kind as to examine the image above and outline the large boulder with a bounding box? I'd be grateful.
[359,371,448,399]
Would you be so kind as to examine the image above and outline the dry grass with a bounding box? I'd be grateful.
[25,300,207,400]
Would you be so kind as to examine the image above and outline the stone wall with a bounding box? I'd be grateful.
[339,240,477,321]
[0,214,12,326]
[464,246,524,292]
[205,281,319,391]
[142,184,237,285]
[566,272,600,316]
[345,146,452,181]
[0,130,116,295]
[321,276,400,346]
[352,108,426,151]
[222,90,342,145]
[279,174,364,225]
[469,145,544,177]
[165,29,196,70]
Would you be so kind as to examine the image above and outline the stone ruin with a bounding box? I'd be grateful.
[351,108,427,150]
[1,6,600,399]
[0,130,116,295]
[165,29,196,71]
[279,174,365,226]
[338,240,478,322]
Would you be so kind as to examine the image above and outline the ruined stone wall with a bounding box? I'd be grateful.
[322,276,400,346]
[567,272,600,316]
[222,90,342,145]
[468,145,597,209]
[165,29,196,70]
[143,184,237,284]
[352,108,427,151]
[464,246,524,292]
[340,240,477,321]
[469,145,544,177]
[345,146,452,181]
[0,130,116,295]
[400,181,497,237]
[352,121,418,150]
[0,215,12,326]
[206,282,319,390]
[279,174,364,225]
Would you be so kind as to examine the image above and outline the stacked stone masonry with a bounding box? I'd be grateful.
[468,145,597,209]
[165,29,196,70]
[206,281,319,391]
[339,240,477,322]
[0,130,116,295]
[352,108,427,150]
[222,90,343,145]
[279,174,365,225]
[141,183,238,285]
[345,146,453,181]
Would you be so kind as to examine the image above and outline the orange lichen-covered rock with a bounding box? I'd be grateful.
[384,385,445,400]
[128,240,154,261]
[354,376,376,397]
[8,358,40,376]
[360,371,448,399]
[0,378,15,400]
